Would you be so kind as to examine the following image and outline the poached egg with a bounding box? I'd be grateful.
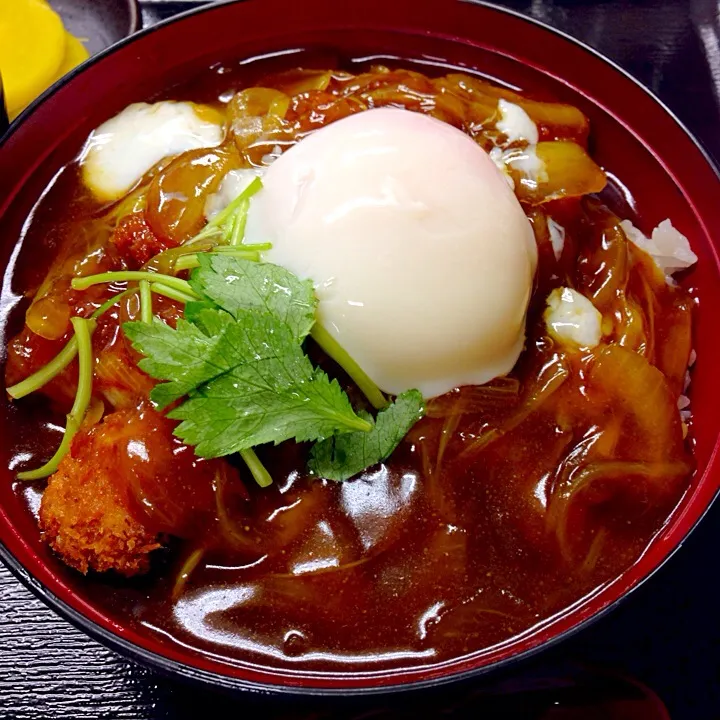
[242,107,537,398]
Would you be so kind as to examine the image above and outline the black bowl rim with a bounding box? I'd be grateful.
[1,0,719,698]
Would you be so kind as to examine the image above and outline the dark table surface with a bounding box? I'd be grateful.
[2,1,720,718]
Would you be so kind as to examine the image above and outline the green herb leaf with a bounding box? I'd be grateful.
[189,255,316,340]
[184,301,231,336]
[123,315,234,410]
[123,253,318,410]
[165,310,371,457]
[308,389,425,481]
[123,256,372,457]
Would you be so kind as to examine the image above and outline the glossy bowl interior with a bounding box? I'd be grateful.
[1,0,720,695]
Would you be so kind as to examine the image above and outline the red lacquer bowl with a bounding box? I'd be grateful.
[1,0,719,695]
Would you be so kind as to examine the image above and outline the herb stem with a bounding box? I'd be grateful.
[216,243,272,253]
[188,176,263,246]
[310,324,388,410]
[150,282,198,305]
[72,271,197,298]
[174,255,201,273]
[7,336,79,400]
[68,318,94,421]
[16,415,80,481]
[139,280,152,324]
[230,198,250,246]
[17,317,95,480]
[6,290,133,400]
[92,288,136,318]
[239,448,273,488]
[173,255,200,273]
[174,248,261,273]
[337,413,374,433]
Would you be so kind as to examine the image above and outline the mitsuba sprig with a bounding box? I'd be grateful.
[124,254,425,482]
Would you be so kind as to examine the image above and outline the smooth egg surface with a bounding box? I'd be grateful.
[246,108,537,398]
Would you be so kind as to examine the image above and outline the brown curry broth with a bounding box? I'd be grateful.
[4,59,694,670]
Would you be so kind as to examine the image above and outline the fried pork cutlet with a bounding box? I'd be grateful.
[39,405,228,576]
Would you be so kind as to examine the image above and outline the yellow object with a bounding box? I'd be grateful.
[0,0,89,120]
[53,32,90,80]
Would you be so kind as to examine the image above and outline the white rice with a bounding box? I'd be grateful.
[620,218,697,277]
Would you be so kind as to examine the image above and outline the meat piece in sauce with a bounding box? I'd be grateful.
[39,405,238,576]
[111,212,175,268]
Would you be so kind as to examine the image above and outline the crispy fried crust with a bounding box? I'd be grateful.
[39,411,162,577]
[38,405,232,577]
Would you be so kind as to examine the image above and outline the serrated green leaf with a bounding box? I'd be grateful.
[308,389,425,481]
[168,311,371,457]
[183,300,222,334]
[189,255,316,340]
[123,317,233,409]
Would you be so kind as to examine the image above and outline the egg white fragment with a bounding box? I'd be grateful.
[81,102,224,202]
[544,287,602,349]
[502,146,548,185]
[243,107,537,398]
[619,218,697,277]
[496,99,539,145]
[490,102,546,191]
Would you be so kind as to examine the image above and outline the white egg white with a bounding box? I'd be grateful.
[81,101,224,202]
[496,99,539,145]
